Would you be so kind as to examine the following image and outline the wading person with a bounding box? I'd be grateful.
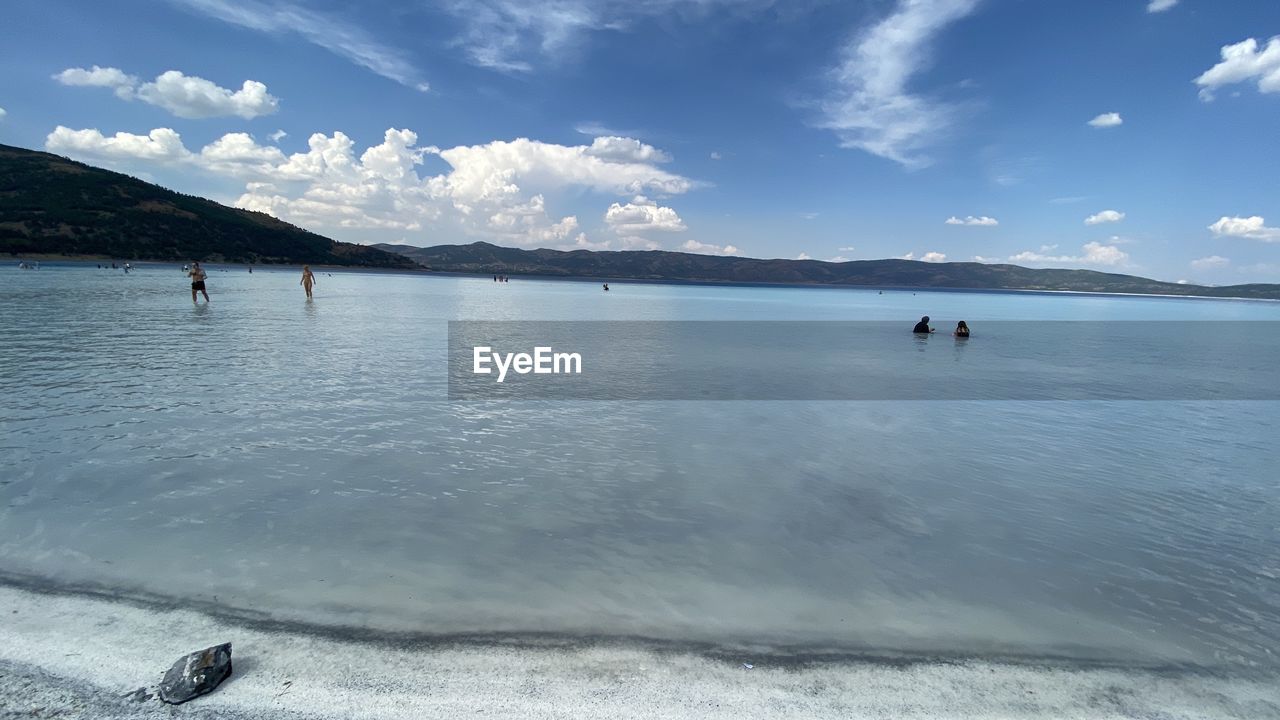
[300,265,317,299]
[188,261,209,303]
[954,321,970,338]
[299,263,317,297]
[912,315,933,334]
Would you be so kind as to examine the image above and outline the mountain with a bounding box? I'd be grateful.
[374,241,1280,300]
[0,144,417,268]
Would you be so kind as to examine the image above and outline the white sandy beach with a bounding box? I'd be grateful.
[1,583,1276,720]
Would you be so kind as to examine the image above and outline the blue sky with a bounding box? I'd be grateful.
[1,0,1278,283]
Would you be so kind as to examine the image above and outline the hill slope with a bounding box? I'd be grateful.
[374,242,1280,300]
[0,144,417,268]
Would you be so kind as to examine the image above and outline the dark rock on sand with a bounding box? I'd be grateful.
[157,643,232,705]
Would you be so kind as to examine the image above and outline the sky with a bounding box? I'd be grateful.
[1,0,1278,284]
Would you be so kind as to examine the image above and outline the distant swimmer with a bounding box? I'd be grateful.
[603,283,610,291]
[300,265,316,299]
[912,316,934,334]
[188,261,210,303]
[249,266,253,274]
[954,321,970,338]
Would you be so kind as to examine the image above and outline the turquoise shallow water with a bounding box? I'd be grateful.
[1,263,1278,672]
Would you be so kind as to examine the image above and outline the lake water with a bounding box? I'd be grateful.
[1,263,1278,676]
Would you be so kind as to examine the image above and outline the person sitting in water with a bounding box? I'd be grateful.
[912,316,934,334]
[954,321,970,337]
[603,283,609,291]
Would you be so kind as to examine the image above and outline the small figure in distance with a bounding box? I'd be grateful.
[603,283,609,291]
[249,266,253,274]
[954,321,970,338]
[188,261,210,303]
[912,315,934,334]
[300,265,317,299]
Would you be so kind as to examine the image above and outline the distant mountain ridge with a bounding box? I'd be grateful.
[0,144,416,268]
[374,242,1280,300]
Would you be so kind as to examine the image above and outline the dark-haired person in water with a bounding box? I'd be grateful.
[301,265,317,299]
[954,321,970,338]
[188,261,209,303]
[912,316,933,334]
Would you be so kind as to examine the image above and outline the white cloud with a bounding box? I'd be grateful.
[945,215,998,226]
[682,239,739,255]
[1084,209,1125,225]
[1208,215,1280,242]
[1049,195,1087,205]
[53,66,137,98]
[1190,255,1230,270]
[838,246,855,251]
[1147,0,1178,12]
[604,196,686,233]
[55,66,279,118]
[1194,37,1280,101]
[170,0,429,91]
[800,212,819,220]
[270,129,288,142]
[574,121,640,137]
[137,71,278,119]
[45,125,698,249]
[46,126,193,163]
[1087,112,1123,128]
[828,255,850,262]
[817,0,979,168]
[972,255,1002,263]
[0,107,6,121]
[584,136,671,164]
[921,251,947,262]
[709,151,722,160]
[795,252,812,260]
[1009,241,1129,267]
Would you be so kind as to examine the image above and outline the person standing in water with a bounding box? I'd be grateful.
[188,261,209,303]
[300,265,317,299]
[954,321,970,337]
[912,316,934,334]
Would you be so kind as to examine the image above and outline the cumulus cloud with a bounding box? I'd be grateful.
[1194,37,1280,101]
[584,136,671,164]
[270,129,288,142]
[1087,112,1123,128]
[682,239,739,255]
[170,0,429,91]
[1009,241,1129,267]
[46,126,193,163]
[1147,0,1178,12]
[1190,255,1229,270]
[1208,215,1280,242]
[898,251,946,262]
[55,66,279,118]
[45,125,698,248]
[795,252,812,260]
[945,215,998,226]
[1084,209,1125,225]
[604,196,686,233]
[53,66,137,98]
[817,0,979,168]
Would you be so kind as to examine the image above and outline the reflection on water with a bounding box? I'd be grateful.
[0,263,1278,673]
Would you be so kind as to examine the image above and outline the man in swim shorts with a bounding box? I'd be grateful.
[189,261,209,303]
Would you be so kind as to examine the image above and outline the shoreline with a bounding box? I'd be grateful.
[8,256,1280,304]
[1,579,1276,719]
